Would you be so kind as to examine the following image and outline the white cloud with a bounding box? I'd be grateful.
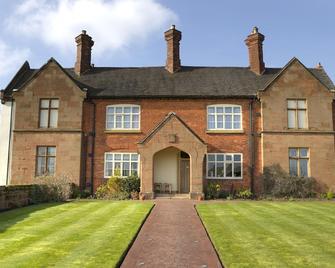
[6,0,177,56]
[0,39,30,81]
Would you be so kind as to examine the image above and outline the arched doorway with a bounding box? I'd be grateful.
[153,147,190,195]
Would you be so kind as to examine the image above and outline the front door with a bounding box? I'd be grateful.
[180,159,190,193]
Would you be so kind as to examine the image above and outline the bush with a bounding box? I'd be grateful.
[205,183,221,199]
[261,164,318,198]
[95,175,140,200]
[236,189,253,199]
[33,174,72,202]
[326,189,334,200]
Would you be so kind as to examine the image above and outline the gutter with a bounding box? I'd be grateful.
[89,100,96,195]
[249,99,255,194]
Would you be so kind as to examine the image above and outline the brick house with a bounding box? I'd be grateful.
[0,26,334,199]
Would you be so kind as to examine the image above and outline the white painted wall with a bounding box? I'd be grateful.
[154,147,179,191]
[0,102,12,185]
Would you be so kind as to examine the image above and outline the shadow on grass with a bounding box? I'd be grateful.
[0,202,66,234]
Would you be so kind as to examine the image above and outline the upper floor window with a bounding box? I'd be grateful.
[207,153,242,179]
[289,148,309,177]
[106,105,140,130]
[104,152,139,178]
[207,105,242,130]
[287,99,307,129]
[36,146,56,176]
[39,99,59,128]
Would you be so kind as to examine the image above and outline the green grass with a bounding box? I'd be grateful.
[197,201,335,268]
[0,200,153,268]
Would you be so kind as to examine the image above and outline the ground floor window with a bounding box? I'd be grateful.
[104,152,139,178]
[289,148,309,177]
[207,153,242,179]
[36,146,56,176]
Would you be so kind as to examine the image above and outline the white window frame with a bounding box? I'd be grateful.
[207,104,243,130]
[106,104,141,130]
[206,153,243,179]
[287,99,308,129]
[104,152,140,178]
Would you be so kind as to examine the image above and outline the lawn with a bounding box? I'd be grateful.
[0,200,153,268]
[197,201,335,268]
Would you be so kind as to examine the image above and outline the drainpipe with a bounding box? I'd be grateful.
[249,99,255,194]
[6,100,14,185]
[89,100,96,195]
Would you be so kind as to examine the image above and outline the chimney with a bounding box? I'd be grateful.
[75,30,94,75]
[164,25,182,73]
[245,27,265,75]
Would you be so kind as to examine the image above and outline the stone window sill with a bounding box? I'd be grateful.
[105,129,142,134]
[206,129,245,134]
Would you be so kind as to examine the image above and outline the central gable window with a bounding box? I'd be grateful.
[287,99,307,129]
[207,105,242,130]
[39,99,59,128]
[106,105,140,130]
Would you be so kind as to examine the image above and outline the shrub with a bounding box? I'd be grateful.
[205,183,221,199]
[261,164,318,198]
[95,175,140,200]
[326,189,334,200]
[33,174,72,202]
[236,189,253,199]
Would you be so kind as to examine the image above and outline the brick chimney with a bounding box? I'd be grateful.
[75,30,94,75]
[164,25,182,73]
[245,27,265,75]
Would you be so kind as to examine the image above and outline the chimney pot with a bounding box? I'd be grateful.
[75,30,94,75]
[164,25,182,73]
[245,26,265,75]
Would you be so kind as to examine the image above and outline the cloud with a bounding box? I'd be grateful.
[6,0,177,56]
[0,39,30,82]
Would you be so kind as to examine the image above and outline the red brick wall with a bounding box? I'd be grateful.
[83,98,262,193]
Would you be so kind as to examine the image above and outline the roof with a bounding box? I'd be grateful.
[3,58,334,99]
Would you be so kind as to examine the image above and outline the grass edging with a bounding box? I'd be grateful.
[194,204,225,268]
[116,203,155,268]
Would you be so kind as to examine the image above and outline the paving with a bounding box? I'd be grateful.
[121,199,223,268]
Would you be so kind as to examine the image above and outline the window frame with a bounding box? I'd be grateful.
[35,146,56,176]
[289,148,310,177]
[38,98,59,128]
[207,104,243,131]
[287,99,308,129]
[104,152,140,178]
[206,153,243,180]
[105,104,141,131]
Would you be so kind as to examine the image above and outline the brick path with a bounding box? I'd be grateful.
[121,199,222,268]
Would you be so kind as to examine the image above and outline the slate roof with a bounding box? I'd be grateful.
[3,59,334,99]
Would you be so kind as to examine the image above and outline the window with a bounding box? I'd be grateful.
[207,153,242,179]
[36,146,56,176]
[106,105,140,130]
[39,99,59,128]
[104,153,139,178]
[287,99,307,129]
[289,148,309,177]
[207,105,242,130]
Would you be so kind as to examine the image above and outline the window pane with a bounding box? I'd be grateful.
[132,106,139,113]
[106,154,113,161]
[297,110,306,128]
[208,154,215,161]
[217,115,223,128]
[288,100,297,109]
[115,107,122,113]
[289,159,298,176]
[51,99,59,108]
[124,107,131,113]
[288,110,296,128]
[131,154,138,161]
[105,162,113,177]
[39,110,49,128]
[226,163,232,177]
[131,162,138,176]
[234,155,241,161]
[41,99,50,108]
[289,149,297,157]
[38,147,47,156]
[107,107,114,114]
[208,115,215,129]
[300,148,308,157]
[49,110,58,128]
[47,157,56,175]
[124,121,131,129]
[122,162,130,177]
[299,159,308,177]
[217,162,224,177]
[225,107,232,113]
[114,162,121,176]
[208,107,215,113]
[123,154,130,161]
[233,107,241,113]
[233,115,241,129]
[216,107,224,113]
[225,155,232,161]
[297,100,306,109]
[234,163,242,177]
[106,115,114,129]
[132,121,139,129]
[217,154,224,161]
[225,115,232,129]
[37,156,46,176]
[207,162,216,177]
[47,147,56,156]
[114,154,122,160]
[116,115,122,128]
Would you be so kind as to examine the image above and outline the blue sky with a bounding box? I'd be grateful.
[0,0,334,90]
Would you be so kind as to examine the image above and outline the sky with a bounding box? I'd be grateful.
[0,0,334,90]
